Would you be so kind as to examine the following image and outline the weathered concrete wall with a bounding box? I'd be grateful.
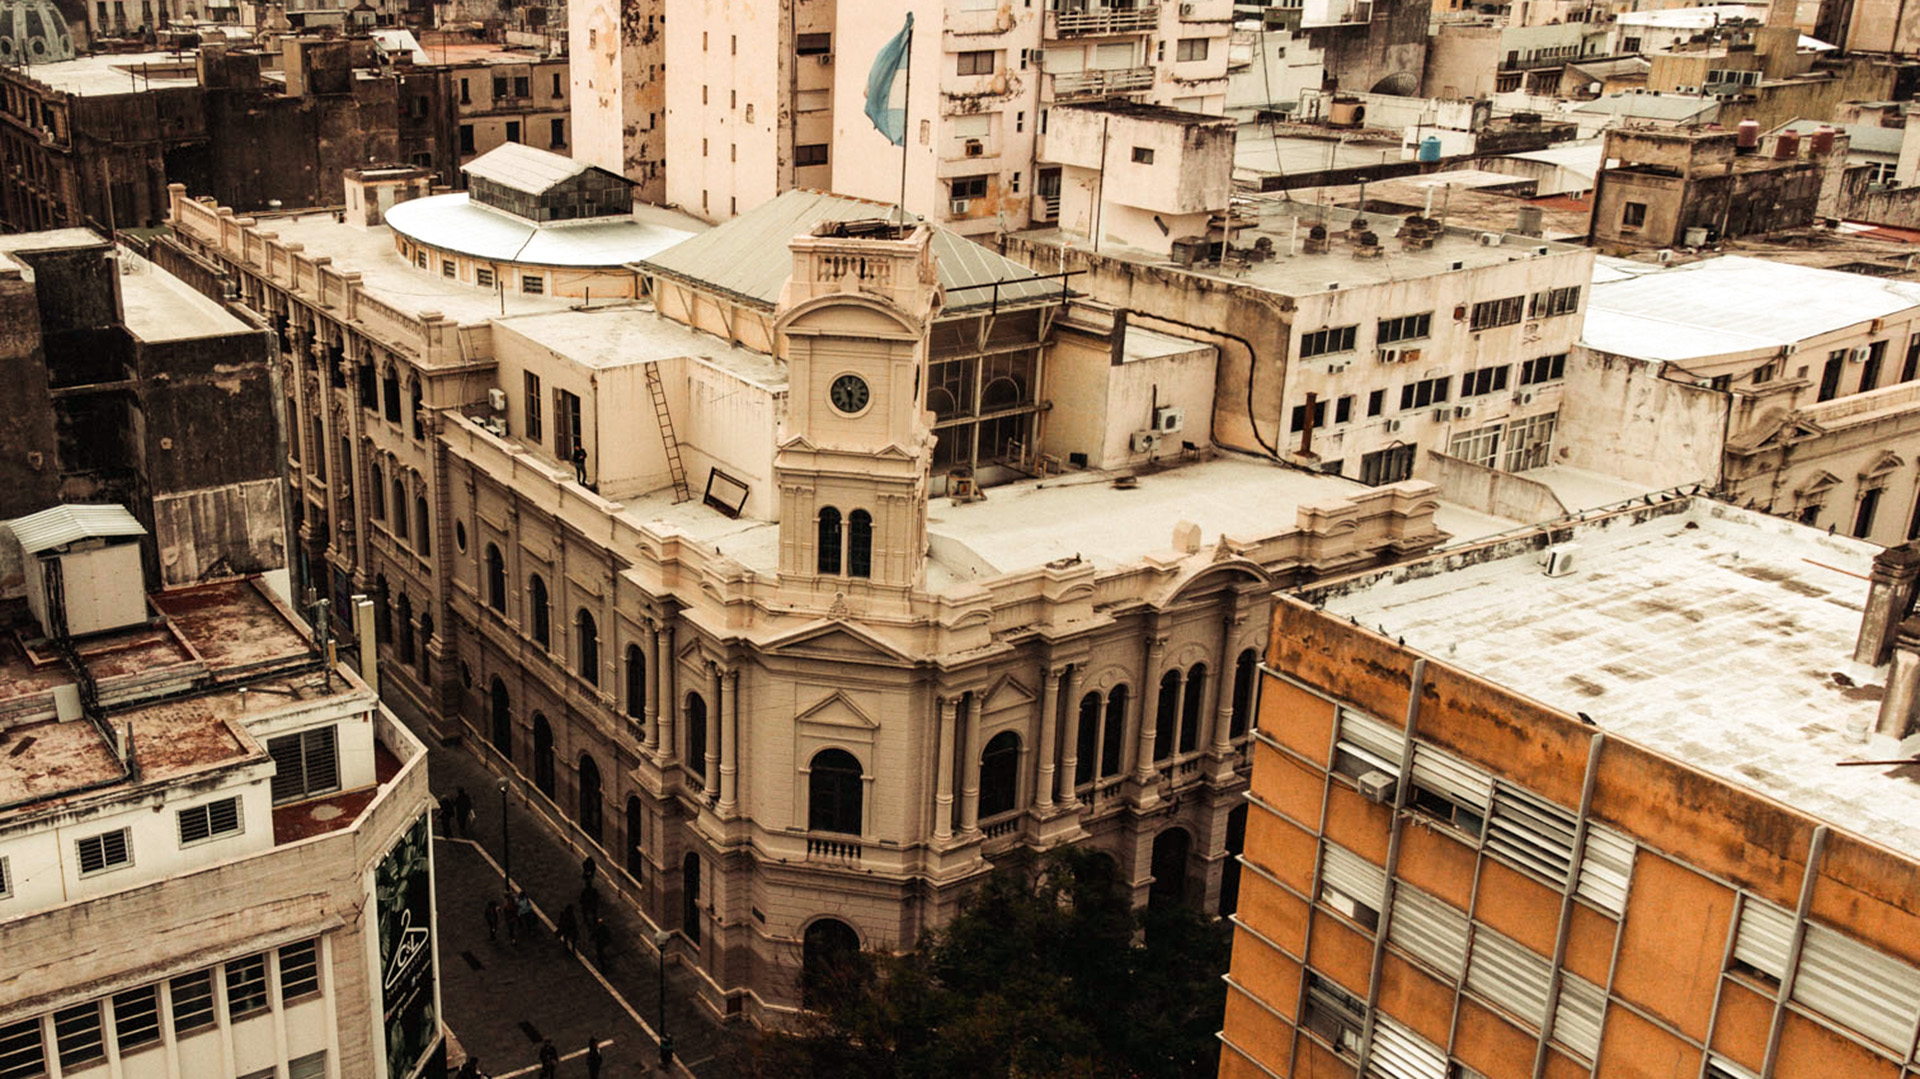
[1836,166,1920,229]
[1558,347,1725,489]
[1414,448,1567,522]
[0,264,63,522]
[1308,0,1432,96]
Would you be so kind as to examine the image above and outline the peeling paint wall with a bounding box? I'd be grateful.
[1557,347,1725,490]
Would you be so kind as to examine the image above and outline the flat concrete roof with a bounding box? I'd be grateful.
[494,305,786,388]
[15,51,198,96]
[1235,127,1406,179]
[118,247,251,342]
[1312,500,1920,856]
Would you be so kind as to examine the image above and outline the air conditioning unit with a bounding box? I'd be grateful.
[1154,406,1185,433]
[1130,430,1163,454]
[1656,249,1674,264]
[1477,232,1502,246]
[1513,391,1533,405]
[817,53,833,65]
[964,138,985,157]
[950,198,972,215]
[1432,408,1451,422]
[1378,347,1404,364]
[1454,405,1473,419]
[1541,543,1580,577]
[1848,346,1871,363]
[1179,1,1196,14]
[1357,769,1396,805]
[1326,360,1350,374]
[1384,418,1402,433]
[488,388,507,412]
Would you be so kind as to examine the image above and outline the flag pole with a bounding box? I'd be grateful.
[896,22,912,225]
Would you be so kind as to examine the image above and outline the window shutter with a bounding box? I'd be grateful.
[1733,896,1794,980]
[269,733,307,804]
[1791,922,1920,1050]
[1576,823,1634,915]
[1486,783,1577,883]
[1389,885,1470,980]
[1336,708,1405,776]
[179,806,210,845]
[209,797,241,836]
[303,727,339,794]
[1369,1012,1447,1079]
[1551,972,1606,1060]
[1320,842,1386,912]
[1466,926,1553,1027]
[1410,746,1492,812]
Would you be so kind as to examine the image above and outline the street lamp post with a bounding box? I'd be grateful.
[655,929,674,1070]
[497,778,511,888]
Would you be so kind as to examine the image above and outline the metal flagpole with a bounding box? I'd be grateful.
[896,23,912,224]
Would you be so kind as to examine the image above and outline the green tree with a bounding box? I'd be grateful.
[758,848,1231,1079]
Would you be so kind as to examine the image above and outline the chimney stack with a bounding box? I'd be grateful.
[1854,542,1920,666]
[1871,615,1920,744]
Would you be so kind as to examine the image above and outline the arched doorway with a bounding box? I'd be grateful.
[625,796,644,881]
[1149,826,1193,909]
[978,731,1020,819]
[682,852,702,943]
[801,918,863,1009]
[578,752,603,845]
[490,677,511,755]
[807,749,864,835]
[533,714,555,798]
[1219,804,1248,917]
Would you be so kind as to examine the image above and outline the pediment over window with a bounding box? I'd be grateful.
[1797,469,1843,499]
[1861,450,1904,480]
[795,689,879,730]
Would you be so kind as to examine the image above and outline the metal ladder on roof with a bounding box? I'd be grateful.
[644,364,691,504]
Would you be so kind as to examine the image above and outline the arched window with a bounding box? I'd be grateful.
[410,378,424,440]
[417,613,433,681]
[1180,663,1208,754]
[369,462,385,518]
[807,748,864,835]
[383,366,401,423]
[1219,804,1248,917]
[529,575,550,649]
[414,495,431,556]
[577,609,599,686]
[1101,685,1129,778]
[1149,827,1193,909]
[625,796,645,880]
[1154,670,1180,762]
[978,731,1021,819]
[578,752,603,845]
[396,593,414,665]
[374,574,392,643]
[486,544,506,612]
[490,677,511,754]
[801,918,863,1009]
[816,507,842,575]
[1230,649,1256,739]
[847,510,872,578]
[391,479,409,543]
[1075,692,1101,787]
[532,714,555,797]
[685,693,708,789]
[682,852,702,942]
[625,644,646,720]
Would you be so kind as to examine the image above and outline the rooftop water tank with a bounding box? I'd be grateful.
[1417,136,1442,162]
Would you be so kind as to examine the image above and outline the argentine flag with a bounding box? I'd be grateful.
[863,13,913,146]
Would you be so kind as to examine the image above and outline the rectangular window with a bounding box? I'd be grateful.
[268,727,340,805]
[1449,424,1501,468]
[459,77,470,103]
[957,50,996,76]
[794,143,829,167]
[1301,973,1365,1056]
[950,175,989,200]
[1818,353,1844,401]
[177,796,244,846]
[552,72,563,96]
[1529,285,1582,318]
[76,827,132,876]
[1399,376,1451,410]
[1860,339,1887,392]
[506,121,521,144]
[171,972,216,1035]
[1469,295,1524,331]
[1791,920,1920,1050]
[1367,389,1386,417]
[113,986,162,1053]
[550,118,566,147]
[1175,37,1210,62]
[1461,364,1511,397]
[1334,395,1353,424]
[476,266,495,288]
[280,939,322,1001]
[1621,201,1647,228]
[523,371,543,441]
[0,855,8,899]
[1360,443,1416,486]
[1388,884,1469,979]
[1904,332,1920,382]
[795,31,831,55]
[442,259,457,279]
[1318,842,1384,930]
[492,76,508,98]
[1855,487,1883,539]
[1503,411,1557,472]
[1408,744,1491,837]
[1299,325,1358,358]
[227,954,269,1019]
[460,124,475,154]
[1289,401,1328,432]
[53,1005,103,1071]
[513,76,530,97]
[1131,146,1155,164]
[289,1052,329,1079]
[1519,353,1567,385]
[1376,312,1432,344]
[0,1018,44,1078]
[556,389,583,463]
[522,274,544,295]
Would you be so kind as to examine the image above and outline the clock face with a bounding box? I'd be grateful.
[829,373,871,415]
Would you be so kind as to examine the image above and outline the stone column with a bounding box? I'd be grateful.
[933,696,957,842]
[643,620,661,750]
[1035,666,1059,812]
[658,620,676,766]
[960,692,984,834]
[1211,616,1241,757]
[1856,544,1920,666]
[1874,616,1920,741]
[1135,636,1167,783]
[720,668,740,814]
[705,663,723,800]
[1056,665,1080,807]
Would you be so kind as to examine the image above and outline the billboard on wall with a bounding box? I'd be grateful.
[377,811,438,1079]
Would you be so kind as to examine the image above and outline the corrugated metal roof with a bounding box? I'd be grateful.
[460,143,604,196]
[1570,93,1719,122]
[1777,119,1903,157]
[637,189,1062,315]
[2,504,146,555]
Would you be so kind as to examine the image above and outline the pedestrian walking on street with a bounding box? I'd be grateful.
[557,904,578,955]
[516,890,534,939]
[453,786,473,838]
[584,1037,603,1079]
[538,1039,559,1079]
[484,899,500,941]
[590,916,611,966]
[581,855,597,887]
[438,794,454,835]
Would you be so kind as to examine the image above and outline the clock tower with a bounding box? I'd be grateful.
[772,218,944,608]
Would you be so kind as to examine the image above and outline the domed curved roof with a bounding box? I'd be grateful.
[0,0,76,65]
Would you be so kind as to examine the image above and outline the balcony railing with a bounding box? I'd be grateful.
[1045,4,1159,37]
[1050,66,1155,99]
[806,836,862,862]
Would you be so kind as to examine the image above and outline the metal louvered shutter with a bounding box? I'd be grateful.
[1368,1012,1447,1079]
[1410,746,1493,812]
[1551,973,1606,1061]
[1486,784,1577,883]
[1337,708,1406,776]
[1791,922,1920,1051]
[1576,823,1634,915]
[1466,926,1553,1026]
[1733,896,1794,980]
[1321,842,1387,912]
[1389,885,1470,980]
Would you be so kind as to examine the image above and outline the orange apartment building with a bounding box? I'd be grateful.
[1220,496,1920,1079]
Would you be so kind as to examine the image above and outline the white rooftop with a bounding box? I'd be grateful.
[461,142,607,195]
[1504,142,1604,185]
[17,51,197,96]
[383,193,693,268]
[493,305,786,387]
[1315,500,1919,857]
[1614,3,1765,26]
[1583,255,1920,361]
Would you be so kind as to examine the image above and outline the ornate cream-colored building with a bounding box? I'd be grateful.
[162,178,1453,1021]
